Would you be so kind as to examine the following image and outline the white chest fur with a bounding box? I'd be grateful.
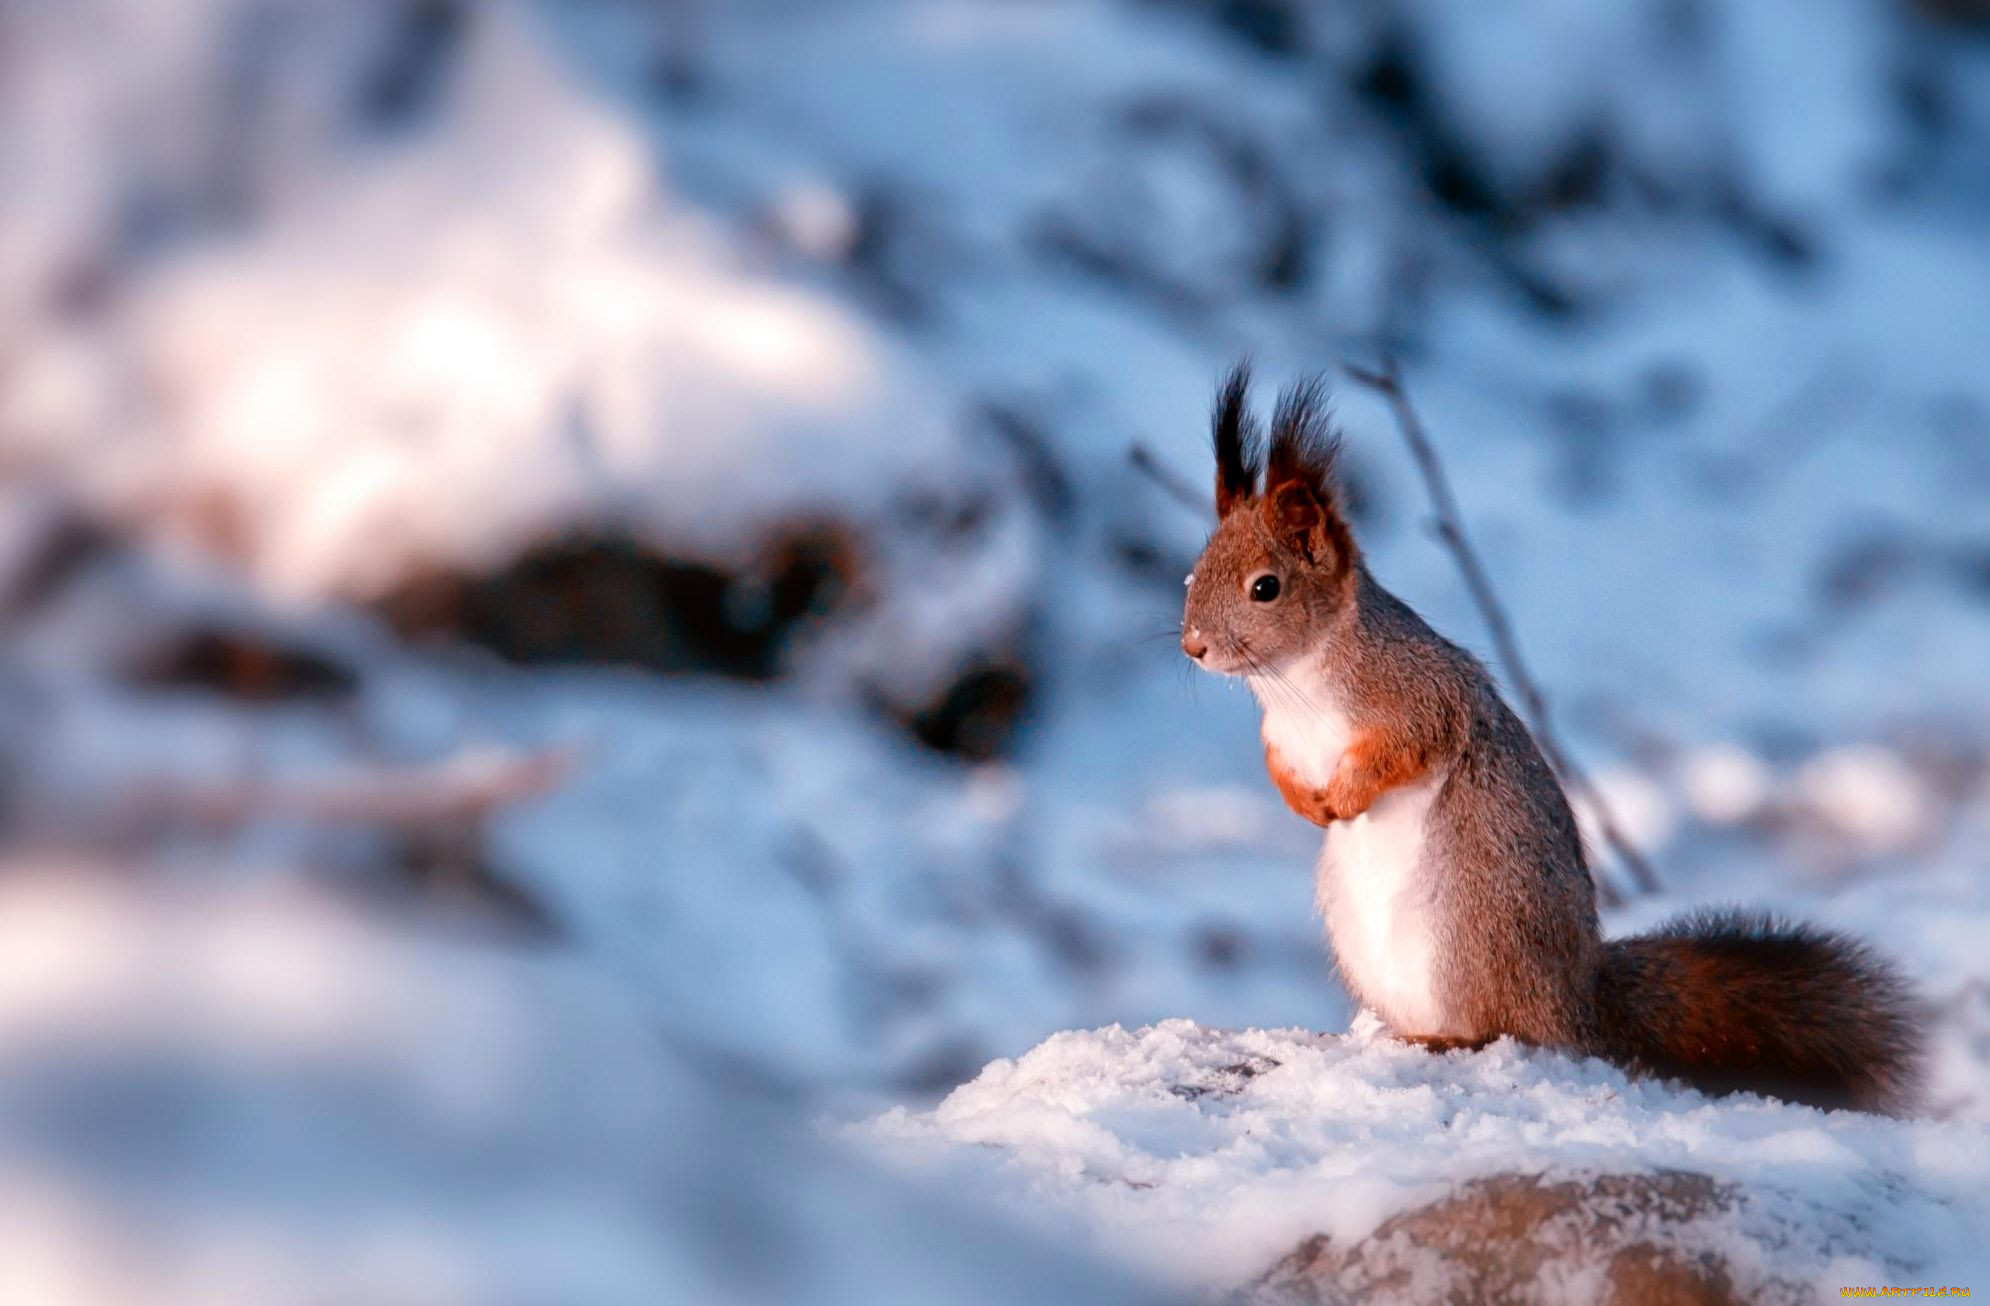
[1316,772,1453,1035]
[1250,667,1455,1037]
[1249,672,1352,785]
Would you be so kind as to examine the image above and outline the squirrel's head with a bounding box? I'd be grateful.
[1181,364,1358,675]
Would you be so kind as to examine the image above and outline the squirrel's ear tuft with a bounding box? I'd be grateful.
[1264,376,1343,506]
[1263,377,1354,568]
[1212,362,1262,519]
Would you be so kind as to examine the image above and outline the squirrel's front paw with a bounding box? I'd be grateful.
[1322,766,1380,821]
[1317,733,1419,820]
[1264,743,1344,826]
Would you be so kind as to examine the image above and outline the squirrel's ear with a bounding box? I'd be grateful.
[1265,480,1337,565]
[1212,362,1262,519]
[1263,377,1353,567]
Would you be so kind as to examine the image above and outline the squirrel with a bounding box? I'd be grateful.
[1179,365,1925,1115]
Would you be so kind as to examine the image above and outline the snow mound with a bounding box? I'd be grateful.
[5,2,949,593]
[857,1018,1990,1301]
[0,861,1173,1306]
[1,0,1040,708]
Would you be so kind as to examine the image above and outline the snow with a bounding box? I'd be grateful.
[3,0,1033,706]
[2,0,1989,1300]
[0,861,1172,1306]
[1679,744,1775,826]
[1794,744,1938,851]
[141,201,906,593]
[859,1016,1990,1298]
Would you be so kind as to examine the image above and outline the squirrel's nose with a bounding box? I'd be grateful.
[1181,629,1209,661]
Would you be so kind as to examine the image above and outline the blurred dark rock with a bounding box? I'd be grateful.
[897,661,1034,763]
[125,626,358,702]
[1252,1171,1811,1306]
[379,526,1042,760]
[377,528,859,682]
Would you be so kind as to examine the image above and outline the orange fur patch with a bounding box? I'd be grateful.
[1322,731,1432,819]
[1265,731,1438,825]
[1264,742,1341,826]
[1265,731,1437,826]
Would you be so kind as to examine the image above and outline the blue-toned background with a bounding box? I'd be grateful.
[2,1,1988,1301]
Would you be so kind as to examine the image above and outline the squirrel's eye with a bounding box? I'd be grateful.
[1249,573,1281,603]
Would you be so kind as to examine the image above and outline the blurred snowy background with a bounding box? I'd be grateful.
[2,0,1989,1301]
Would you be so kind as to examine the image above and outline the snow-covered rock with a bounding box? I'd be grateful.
[1257,1170,1768,1305]
[858,1018,1990,1302]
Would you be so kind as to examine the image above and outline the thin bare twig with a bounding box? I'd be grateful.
[1345,359,1660,902]
[1129,442,1213,518]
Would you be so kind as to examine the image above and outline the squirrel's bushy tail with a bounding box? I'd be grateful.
[1591,909,1925,1115]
